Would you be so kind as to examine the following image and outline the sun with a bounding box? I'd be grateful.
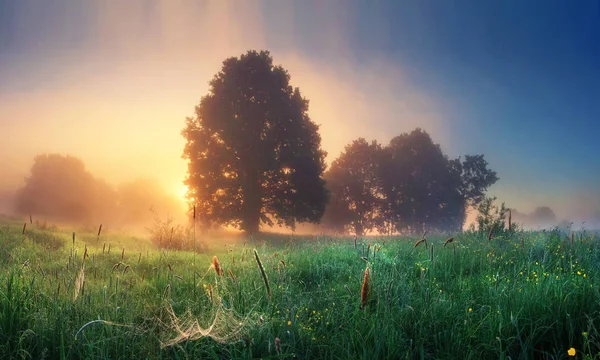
[176,183,189,200]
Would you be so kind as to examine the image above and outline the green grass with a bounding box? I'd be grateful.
[0,220,599,359]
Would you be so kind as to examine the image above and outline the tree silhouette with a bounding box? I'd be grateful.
[14,154,117,222]
[321,138,383,236]
[323,129,499,235]
[182,50,328,235]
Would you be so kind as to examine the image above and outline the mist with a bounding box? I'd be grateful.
[1,1,598,232]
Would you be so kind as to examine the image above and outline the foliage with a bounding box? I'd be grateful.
[146,211,198,251]
[182,50,328,235]
[321,138,383,235]
[470,195,513,235]
[324,129,498,235]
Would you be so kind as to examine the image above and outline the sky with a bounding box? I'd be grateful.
[0,0,599,228]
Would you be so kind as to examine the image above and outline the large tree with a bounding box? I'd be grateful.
[182,50,328,234]
[321,138,383,236]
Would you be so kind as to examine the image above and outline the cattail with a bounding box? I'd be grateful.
[102,243,106,254]
[275,337,281,355]
[360,267,370,310]
[72,232,75,247]
[138,252,141,264]
[487,227,493,241]
[254,249,271,298]
[508,210,512,232]
[29,214,32,224]
[430,244,435,263]
[571,232,574,245]
[83,246,88,261]
[193,204,196,220]
[121,248,124,260]
[227,268,235,281]
[443,237,454,247]
[212,256,223,276]
[414,238,426,248]
[22,222,26,235]
[108,243,111,254]
[167,264,173,273]
[354,235,357,249]
[366,244,371,258]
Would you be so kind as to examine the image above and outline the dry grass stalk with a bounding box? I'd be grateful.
[414,238,426,248]
[73,265,85,301]
[275,337,281,355]
[360,267,370,310]
[443,237,454,247]
[254,249,271,298]
[212,256,223,276]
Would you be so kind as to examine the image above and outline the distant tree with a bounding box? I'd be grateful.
[529,206,557,228]
[379,129,498,233]
[182,50,328,235]
[321,138,383,236]
[14,154,117,222]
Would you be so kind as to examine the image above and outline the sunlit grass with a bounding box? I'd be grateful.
[0,220,599,359]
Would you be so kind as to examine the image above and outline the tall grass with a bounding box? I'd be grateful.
[0,221,599,359]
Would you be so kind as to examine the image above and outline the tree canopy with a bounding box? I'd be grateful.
[324,128,498,235]
[182,50,328,234]
[321,138,383,236]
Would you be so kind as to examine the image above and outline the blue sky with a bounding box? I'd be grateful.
[1,0,599,225]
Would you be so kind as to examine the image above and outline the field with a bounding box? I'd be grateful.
[1,218,599,359]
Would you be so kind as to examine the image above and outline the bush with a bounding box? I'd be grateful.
[145,214,203,252]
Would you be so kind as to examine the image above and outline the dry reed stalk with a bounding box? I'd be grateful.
[254,249,271,298]
[212,256,223,276]
[360,267,370,310]
[414,238,426,248]
[443,237,454,247]
[275,337,281,355]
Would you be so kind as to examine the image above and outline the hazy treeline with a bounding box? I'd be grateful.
[13,154,183,228]
[320,129,498,235]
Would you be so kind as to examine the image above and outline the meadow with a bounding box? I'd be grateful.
[0,217,599,359]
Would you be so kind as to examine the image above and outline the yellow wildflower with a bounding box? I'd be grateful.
[568,347,576,356]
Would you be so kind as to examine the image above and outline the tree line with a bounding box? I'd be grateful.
[182,50,498,236]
